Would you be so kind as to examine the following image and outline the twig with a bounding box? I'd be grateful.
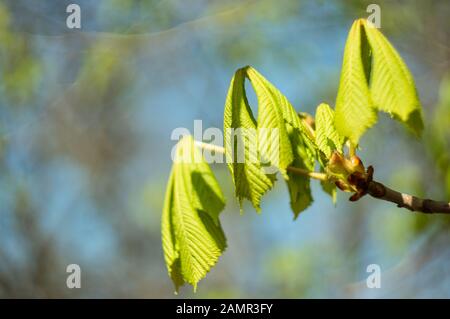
[194,141,450,214]
[367,180,450,214]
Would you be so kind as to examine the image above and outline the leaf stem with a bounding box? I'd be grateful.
[286,166,328,181]
[194,140,328,181]
[194,141,226,154]
[348,141,357,157]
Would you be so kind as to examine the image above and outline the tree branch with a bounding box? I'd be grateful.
[193,141,450,214]
[367,180,450,214]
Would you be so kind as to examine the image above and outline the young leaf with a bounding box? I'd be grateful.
[162,135,226,292]
[288,167,313,218]
[335,19,424,144]
[315,103,342,158]
[362,21,423,135]
[223,68,275,211]
[161,169,185,290]
[320,168,337,204]
[286,123,316,218]
[224,66,319,214]
[335,19,377,144]
[246,67,294,178]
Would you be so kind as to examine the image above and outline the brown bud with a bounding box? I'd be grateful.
[350,155,361,167]
[329,151,343,166]
[349,192,362,201]
[343,155,365,174]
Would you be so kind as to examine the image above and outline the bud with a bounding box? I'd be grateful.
[343,155,365,174]
[328,151,344,169]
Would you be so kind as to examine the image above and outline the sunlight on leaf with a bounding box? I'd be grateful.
[315,103,342,158]
[335,19,424,144]
[162,136,226,292]
[335,19,376,145]
[224,66,317,214]
[363,21,423,136]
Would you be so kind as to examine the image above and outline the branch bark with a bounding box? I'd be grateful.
[290,165,450,214]
[367,180,450,214]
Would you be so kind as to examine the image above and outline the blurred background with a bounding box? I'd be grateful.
[0,0,449,298]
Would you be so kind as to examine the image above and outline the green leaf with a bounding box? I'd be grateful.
[286,123,315,218]
[161,136,226,292]
[321,180,337,204]
[224,66,319,214]
[362,21,423,135]
[335,19,377,145]
[335,19,424,144]
[320,165,337,204]
[161,168,185,290]
[223,68,275,211]
[246,67,294,178]
[315,103,342,158]
[288,169,313,218]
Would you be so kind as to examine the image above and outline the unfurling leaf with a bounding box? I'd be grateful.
[286,123,316,218]
[223,66,316,212]
[162,135,226,292]
[335,19,424,144]
[335,19,376,145]
[315,103,343,158]
[321,178,337,204]
[223,68,275,211]
[363,22,423,135]
[246,67,294,177]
